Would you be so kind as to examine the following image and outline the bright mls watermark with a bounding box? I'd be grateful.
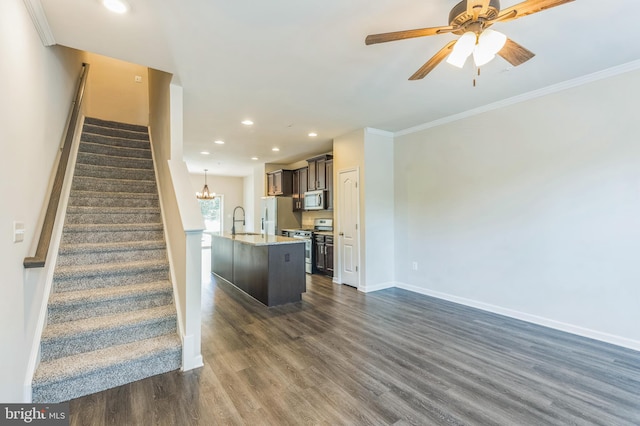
[1,403,68,425]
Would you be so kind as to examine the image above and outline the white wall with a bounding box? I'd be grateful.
[188,173,244,234]
[393,68,640,348]
[0,0,84,401]
[363,130,395,291]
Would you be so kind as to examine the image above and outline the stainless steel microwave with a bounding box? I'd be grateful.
[303,190,326,210]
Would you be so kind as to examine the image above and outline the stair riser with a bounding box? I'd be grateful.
[68,196,159,208]
[79,142,152,160]
[81,133,150,150]
[61,229,164,244]
[32,348,181,403]
[56,248,167,266]
[72,177,158,194]
[73,163,155,181]
[54,266,169,292]
[41,317,177,362]
[82,124,149,141]
[77,152,153,170]
[84,117,149,133]
[47,292,174,324]
[65,212,161,225]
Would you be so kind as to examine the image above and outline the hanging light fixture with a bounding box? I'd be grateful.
[196,169,215,199]
[446,28,507,69]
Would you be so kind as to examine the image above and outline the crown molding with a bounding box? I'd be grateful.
[396,59,640,137]
[23,0,55,47]
[365,127,394,137]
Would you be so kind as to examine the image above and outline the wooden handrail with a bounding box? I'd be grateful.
[24,63,90,268]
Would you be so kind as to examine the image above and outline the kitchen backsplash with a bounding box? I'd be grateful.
[301,210,333,228]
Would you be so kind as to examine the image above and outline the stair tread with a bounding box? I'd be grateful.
[59,240,165,254]
[66,205,160,213]
[63,223,163,232]
[55,258,168,277]
[80,140,150,152]
[42,304,176,341]
[73,174,155,184]
[69,190,158,200]
[33,334,181,385]
[84,117,149,133]
[49,281,172,306]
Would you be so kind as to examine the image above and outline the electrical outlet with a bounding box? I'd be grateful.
[412,261,418,271]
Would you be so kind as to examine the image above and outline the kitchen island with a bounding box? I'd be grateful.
[210,233,306,306]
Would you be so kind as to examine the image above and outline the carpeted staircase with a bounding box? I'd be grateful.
[32,117,182,403]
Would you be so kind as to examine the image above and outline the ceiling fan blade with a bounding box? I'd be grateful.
[495,0,574,24]
[467,0,491,21]
[409,40,457,80]
[365,26,455,45]
[497,38,535,66]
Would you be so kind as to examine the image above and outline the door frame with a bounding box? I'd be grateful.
[336,167,361,289]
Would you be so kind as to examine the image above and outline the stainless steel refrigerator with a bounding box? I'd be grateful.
[260,196,301,235]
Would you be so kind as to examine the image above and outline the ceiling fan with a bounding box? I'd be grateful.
[365,0,574,80]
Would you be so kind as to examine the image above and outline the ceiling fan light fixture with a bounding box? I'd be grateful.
[446,31,476,68]
[472,29,507,66]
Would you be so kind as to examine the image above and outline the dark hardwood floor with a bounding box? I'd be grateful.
[69,253,640,425]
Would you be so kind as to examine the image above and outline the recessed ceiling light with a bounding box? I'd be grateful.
[251,157,259,160]
[272,147,280,152]
[308,132,318,137]
[214,140,225,145]
[241,120,254,126]
[103,0,129,14]
[200,151,210,155]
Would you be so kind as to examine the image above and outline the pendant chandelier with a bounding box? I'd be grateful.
[196,169,215,200]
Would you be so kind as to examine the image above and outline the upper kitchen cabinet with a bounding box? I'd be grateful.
[266,169,293,196]
[325,159,333,210]
[292,167,308,211]
[307,154,333,191]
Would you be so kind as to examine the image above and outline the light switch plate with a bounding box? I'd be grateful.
[13,221,25,243]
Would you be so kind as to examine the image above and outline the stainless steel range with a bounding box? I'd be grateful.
[289,218,333,274]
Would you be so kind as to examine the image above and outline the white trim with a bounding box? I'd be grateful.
[358,281,396,293]
[395,282,640,353]
[22,0,55,46]
[365,127,394,138]
[396,59,640,137]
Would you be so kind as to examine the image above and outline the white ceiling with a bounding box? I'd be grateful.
[39,0,640,176]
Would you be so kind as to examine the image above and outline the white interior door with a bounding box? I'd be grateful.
[338,169,359,288]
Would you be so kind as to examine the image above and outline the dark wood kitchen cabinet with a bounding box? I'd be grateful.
[292,167,308,211]
[266,169,293,196]
[306,154,333,191]
[313,234,333,277]
[325,159,333,210]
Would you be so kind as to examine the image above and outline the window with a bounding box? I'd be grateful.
[199,195,223,247]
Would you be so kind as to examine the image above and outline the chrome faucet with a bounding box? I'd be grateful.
[231,206,245,235]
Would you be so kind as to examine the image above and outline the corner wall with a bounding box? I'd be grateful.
[82,52,149,125]
[0,0,85,401]
[393,68,640,349]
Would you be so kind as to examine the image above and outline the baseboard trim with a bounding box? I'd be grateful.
[395,282,640,353]
[359,281,397,293]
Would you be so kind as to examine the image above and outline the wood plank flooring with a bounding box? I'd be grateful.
[69,253,640,425]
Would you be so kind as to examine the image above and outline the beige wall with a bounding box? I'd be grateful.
[188,173,245,234]
[393,68,640,347]
[82,52,149,126]
[0,0,85,401]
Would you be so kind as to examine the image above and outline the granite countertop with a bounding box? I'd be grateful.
[212,233,304,246]
[313,231,334,236]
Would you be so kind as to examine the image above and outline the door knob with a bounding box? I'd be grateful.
[339,232,344,236]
